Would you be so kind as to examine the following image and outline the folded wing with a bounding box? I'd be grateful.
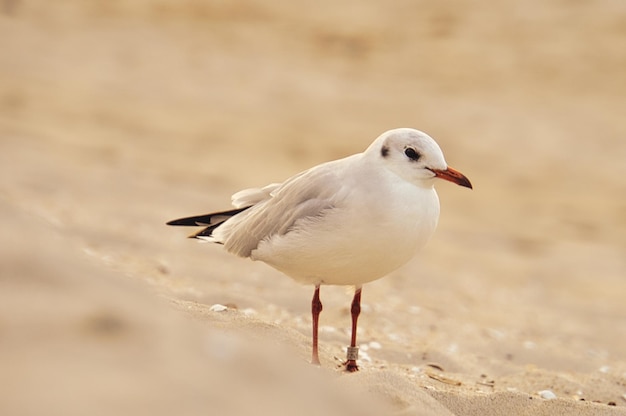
[167,155,356,257]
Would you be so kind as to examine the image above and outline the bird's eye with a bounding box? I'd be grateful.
[404,147,421,161]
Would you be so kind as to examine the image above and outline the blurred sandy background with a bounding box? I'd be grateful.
[1,1,625,415]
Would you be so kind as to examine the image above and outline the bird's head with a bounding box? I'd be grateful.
[367,128,472,189]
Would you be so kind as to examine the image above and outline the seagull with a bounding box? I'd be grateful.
[167,128,472,371]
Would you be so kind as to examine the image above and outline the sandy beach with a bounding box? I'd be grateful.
[1,1,625,415]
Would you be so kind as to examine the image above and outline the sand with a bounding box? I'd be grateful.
[1,1,625,415]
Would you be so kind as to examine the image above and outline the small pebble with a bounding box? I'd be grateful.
[369,341,382,349]
[408,306,421,314]
[538,390,557,400]
[486,328,505,340]
[209,304,228,312]
[387,333,401,342]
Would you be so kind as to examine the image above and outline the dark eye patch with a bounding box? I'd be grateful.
[404,147,421,161]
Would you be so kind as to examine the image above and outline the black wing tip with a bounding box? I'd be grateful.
[166,206,252,227]
[191,223,221,238]
[166,218,194,226]
[166,217,212,226]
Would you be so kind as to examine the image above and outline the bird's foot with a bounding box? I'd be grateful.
[344,359,359,372]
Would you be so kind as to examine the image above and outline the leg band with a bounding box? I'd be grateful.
[346,346,359,361]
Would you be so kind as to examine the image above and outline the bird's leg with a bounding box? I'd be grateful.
[311,284,322,365]
[345,286,362,372]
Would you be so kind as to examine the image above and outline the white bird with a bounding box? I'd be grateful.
[167,128,472,371]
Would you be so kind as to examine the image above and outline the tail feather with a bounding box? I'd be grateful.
[167,206,252,240]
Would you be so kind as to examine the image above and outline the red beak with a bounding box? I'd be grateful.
[430,167,473,189]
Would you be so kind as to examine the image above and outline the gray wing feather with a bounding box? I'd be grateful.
[214,158,352,257]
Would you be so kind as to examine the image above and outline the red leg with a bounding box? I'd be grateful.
[311,285,322,365]
[345,287,362,372]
